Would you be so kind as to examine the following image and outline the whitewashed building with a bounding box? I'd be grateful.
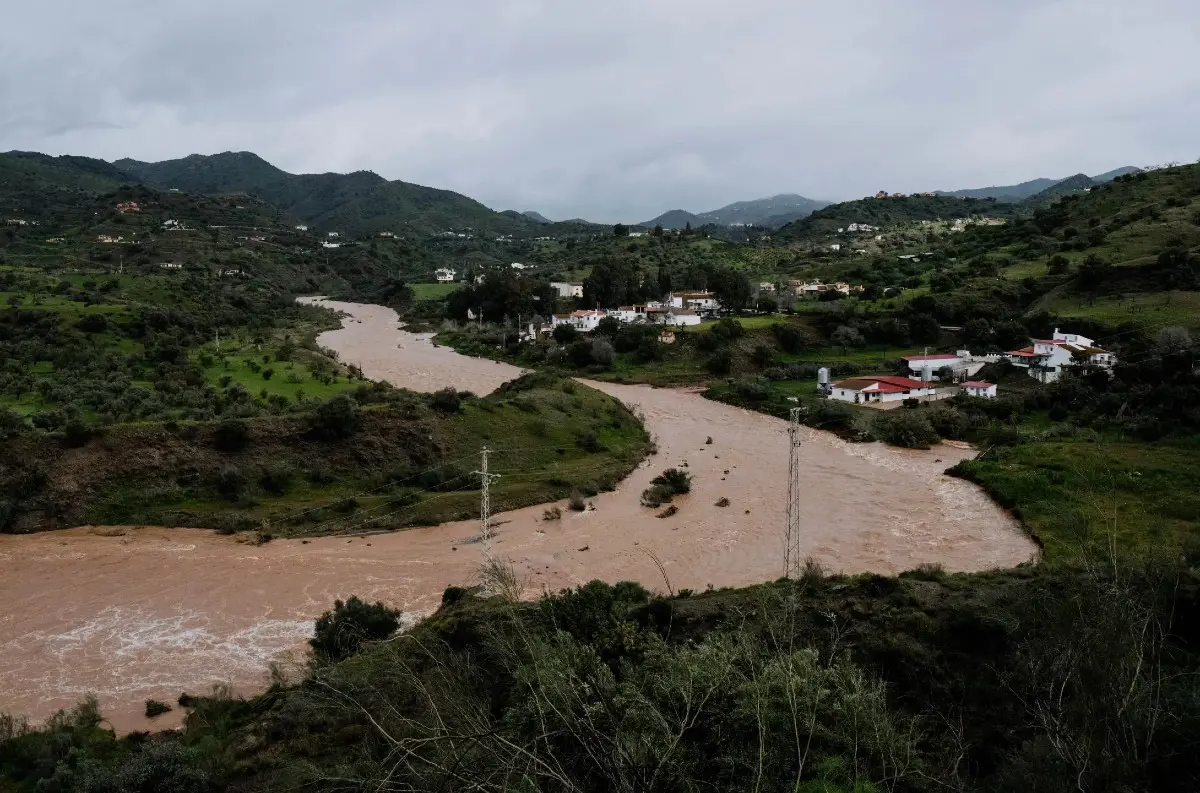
[550,282,584,299]
[961,381,998,399]
[1006,329,1115,383]
[567,310,606,332]
[665,309,702,327]
[829,375,938,405]
[435,268,457,282]
[669,291,721,313]
[901,353,970,380]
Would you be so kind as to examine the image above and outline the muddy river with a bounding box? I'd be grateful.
[0,299,1035,732]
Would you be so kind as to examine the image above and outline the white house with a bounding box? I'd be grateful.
[664,309,702,327]
[669,291,721,313]
[901,352,970,380]
[847,223,879,232]
[295,224,308,231]
[611,306,640,324]
[829,243,842,252]
[435,268,457,283]
[327,232,340,238]
[567,310,606,332]
[550,282,584,299]
[758,282,777,293]
[321,242,341,249]
[159,262,183,270]
[379,231,394,238]
[510,262,527,270]
[1006,329,1115,383]
[829,375,938,405]
[961,381,998,399]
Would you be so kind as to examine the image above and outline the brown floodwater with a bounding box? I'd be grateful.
[0,300,1035,732]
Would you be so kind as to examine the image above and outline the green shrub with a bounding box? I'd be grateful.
[652,468,692,495]
[311,394,360,438]
[431,387,462,414]
[310,596,402,662]
[872,411,940,449]
[144,699,172,718]
[568,491,587,511]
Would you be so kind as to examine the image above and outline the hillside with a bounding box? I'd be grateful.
[1025,172,1096,203]
[116,152,536,238]
[774,194,1018,242]
[521,210,551,223]
[642,193,828,229]
[936,166,1143,201]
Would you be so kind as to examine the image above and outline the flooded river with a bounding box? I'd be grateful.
[0,299,1035,732]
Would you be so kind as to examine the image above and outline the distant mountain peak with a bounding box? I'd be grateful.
[522,210,552,223]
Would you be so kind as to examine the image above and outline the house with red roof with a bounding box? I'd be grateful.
[1005,328,1115,383]
[829,375,938,405]
[961,381,997,399]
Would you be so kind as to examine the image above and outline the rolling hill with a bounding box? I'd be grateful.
[773,194,1019,242]
[116,152,536,238]
[641,193,829,229]
[936,166,1143,201]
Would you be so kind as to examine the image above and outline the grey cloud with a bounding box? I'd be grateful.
[3,0,1198,222]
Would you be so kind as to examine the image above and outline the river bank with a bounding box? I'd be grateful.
[0,299,1035,732]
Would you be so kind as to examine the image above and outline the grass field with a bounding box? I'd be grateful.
[953,438,1200,564]
[410,282,460,300]
[1036,290,1200,332]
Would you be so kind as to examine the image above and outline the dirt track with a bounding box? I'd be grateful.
[0,300,1035,732]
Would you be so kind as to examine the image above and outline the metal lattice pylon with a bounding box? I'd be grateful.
[474,447,502,541]
[784,407,803,578]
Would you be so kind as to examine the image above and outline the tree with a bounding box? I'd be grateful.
[312,394,360,438]
[709,266,752,312]
[595,316,620,336]
[613,223,629,237]
[908,313,941,344]
[1155,326,1192,353]
[652,224,664,237]
[553,323,577,344]
[310,596,401,662]
[831,325,864,351]
[590,338,615,367]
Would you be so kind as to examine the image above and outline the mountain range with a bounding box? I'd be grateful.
[640,193,831,230]
[936,166,1142,201]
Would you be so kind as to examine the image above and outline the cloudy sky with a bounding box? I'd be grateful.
[3,1,1198,222]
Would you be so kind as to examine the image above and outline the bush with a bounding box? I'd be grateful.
[431,387,462,414]
[543,506,562,521]
[213,417,249,451]
[552,324,577,344]
[144,699,172,718]
[259,464,294,495]
[215,465,247,499]
[0,407,25,438]
[310,596,402,662]
[590,338,615,367]
[567,491,587,511]
[640,484,673,508]
[872,411,940,449]
[311,394,360,438]
[926,407,970,440]
[652,467,692,494]
[733,376,771,401]
[706,349,733,375]
[770,322,805,353]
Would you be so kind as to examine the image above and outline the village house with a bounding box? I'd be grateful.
[901,352,972,380]
[379,231,394,237]
[565,309,606,332]
[1005,329,1115,383]
[550,282,584,299]
[327,232,340,238]
[757,282,777,293]
[611,306,640,324]
[846,223,879,232]
[669,291,721,314]
[829,375,938,405]
[96,234,123,244]
[829,243,842,252]
[115,201,141,213]
[321,242,341,249]
[510,262,528,270]
[295,224,308,231]
[161,219,185,230]
[961,381,998,399]
[159,262,183,270]
[664,309,702,327]
[435,267,457,283]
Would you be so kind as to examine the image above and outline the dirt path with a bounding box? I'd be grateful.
[0,300,1035,732]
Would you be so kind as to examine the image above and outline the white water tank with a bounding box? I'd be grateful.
[817,367,829,386]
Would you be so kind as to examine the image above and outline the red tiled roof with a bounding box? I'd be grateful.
[961,381,994,389]
[832,375,930,394]
[1007,347,1038,357]
[903,354,960,361]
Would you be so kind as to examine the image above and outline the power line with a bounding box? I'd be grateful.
[473,447,502,542]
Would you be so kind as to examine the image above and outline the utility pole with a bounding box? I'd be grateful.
[215,328,220,352]
[783,407,803,578]
[474,447,502,541]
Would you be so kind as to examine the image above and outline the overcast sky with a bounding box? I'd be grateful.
[3,1,1198,223]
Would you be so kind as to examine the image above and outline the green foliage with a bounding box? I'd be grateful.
[871,410,940,449]
[213,418,249,452]
[310,595,402,662]
[430,387,462,414]
[144,698,172,718]
[310,394,360,438]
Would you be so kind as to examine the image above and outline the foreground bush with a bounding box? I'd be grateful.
[310,596,402,662]
[871,410,940,449]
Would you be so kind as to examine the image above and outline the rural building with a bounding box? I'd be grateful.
[96,234,123,244]
[669,291,721,313]
[115,201,141,213]
[901,353,969,380]
[295,224,308,231]
[829,375,938,405]
[566,310,605,332]
[1006,329,1115,383]
[550,281,584,299]
[510,262,527,270]
[159,262,183,270]
[321,242,340,249]
[664,309,702,327]
[435,268,457,282]
[829,243,842,252]
[961,381,997,399]
[658,330,677,344]
[327,232,339,238]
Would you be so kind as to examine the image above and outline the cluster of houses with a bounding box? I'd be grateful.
[757,280,861,298]
[825,329,1116,406]
[115,201,141,213]
[548,291,724,332]
[874,191,939,199]
[4,218,38,226]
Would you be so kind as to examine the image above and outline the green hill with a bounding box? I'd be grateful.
[116,151,536,238]
[1025,173,1096,205]
[774,194,1019,242]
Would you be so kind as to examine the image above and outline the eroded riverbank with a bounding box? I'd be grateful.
[0,299,1035,731]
